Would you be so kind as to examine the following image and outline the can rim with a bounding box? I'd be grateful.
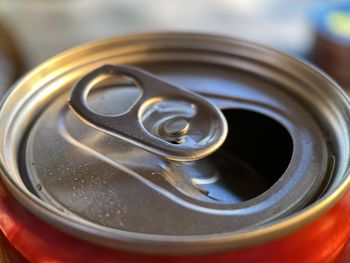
[0,32,350,255]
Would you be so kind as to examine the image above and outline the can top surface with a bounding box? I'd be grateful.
[0,32,350,254]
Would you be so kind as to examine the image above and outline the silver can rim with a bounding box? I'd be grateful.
[0,32,349,255]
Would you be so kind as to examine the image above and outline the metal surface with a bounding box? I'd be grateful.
[0,33,349,256]
[69,64,228,161]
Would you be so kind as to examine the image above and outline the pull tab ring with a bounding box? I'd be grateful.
[68,64,227,161]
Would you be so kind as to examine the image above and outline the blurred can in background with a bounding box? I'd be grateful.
[0,17,25,263]
[0,17,23,96]
[312,2,350,90]
[0,33,350,263]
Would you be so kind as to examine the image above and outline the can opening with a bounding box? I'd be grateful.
[210,109,293,200]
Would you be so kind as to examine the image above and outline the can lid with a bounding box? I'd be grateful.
[0,33,346,254]
[18,62,329,236]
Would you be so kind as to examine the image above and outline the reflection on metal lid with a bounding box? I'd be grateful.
[0,33,347,254]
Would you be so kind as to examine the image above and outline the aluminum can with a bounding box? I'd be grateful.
[0,33,350,263]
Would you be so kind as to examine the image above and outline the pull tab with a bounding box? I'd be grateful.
[68,65,227,161]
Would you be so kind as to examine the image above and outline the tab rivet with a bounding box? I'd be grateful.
[163,117,190,137]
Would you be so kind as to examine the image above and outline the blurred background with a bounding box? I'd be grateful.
[0,0,349,93]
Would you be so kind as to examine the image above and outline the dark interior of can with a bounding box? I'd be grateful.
[209,109,294,201]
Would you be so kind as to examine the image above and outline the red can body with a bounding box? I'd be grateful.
[0,179,349,263]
